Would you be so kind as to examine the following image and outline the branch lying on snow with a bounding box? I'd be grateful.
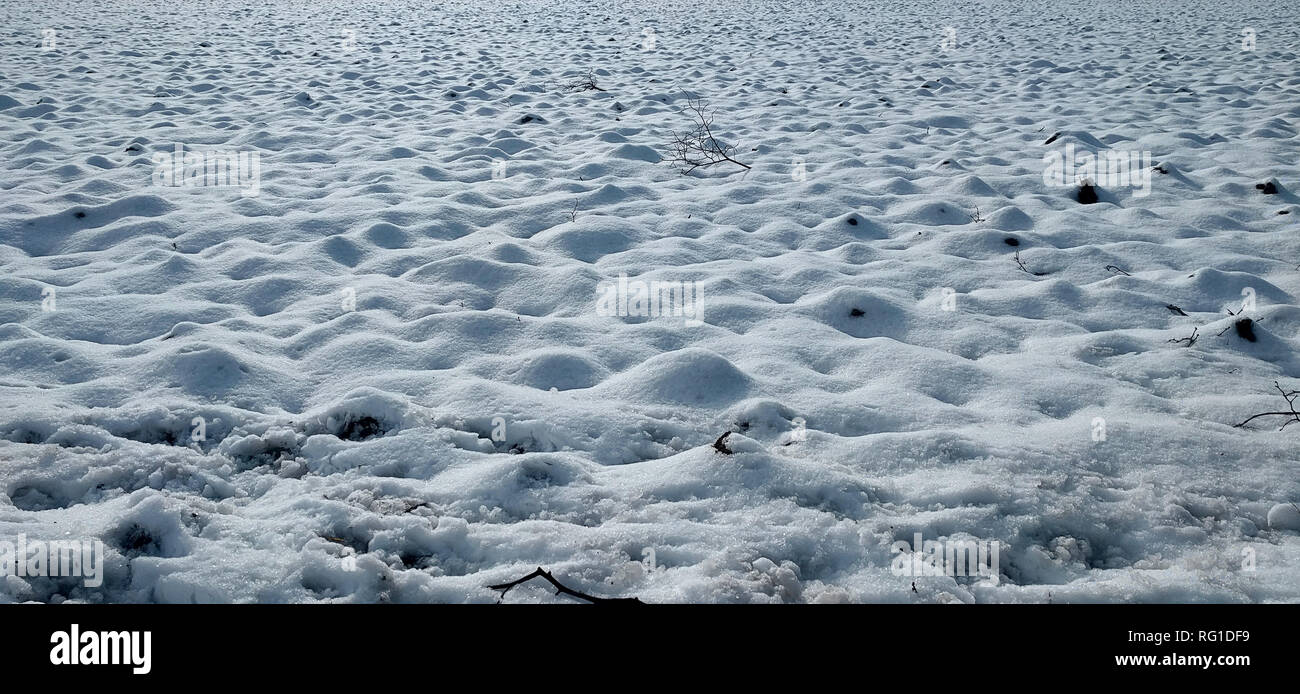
[1234,381,1300,430]
[666,95,752,175]
[489,567,645,604]
[1013,250,1047,276]
[1167,326,1198,347]
[561,69,606,93]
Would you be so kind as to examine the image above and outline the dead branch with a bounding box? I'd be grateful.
[489,567,644,604]
[561,69,606,93]
[1234,381,1300,430]
[666,95,751,175]
[1167,326,1199,347]
[1014,250,1047,276]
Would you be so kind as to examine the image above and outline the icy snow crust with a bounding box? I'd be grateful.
[1,0,1298,603]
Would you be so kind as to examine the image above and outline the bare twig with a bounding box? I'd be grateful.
[561,69,606,93]
[1105,265,1131,276]
[1234,381,1300,430]
[666,95,751,175]
[489,567,644,604]
[1167,327,1199,347]
[1014,250,1047,276]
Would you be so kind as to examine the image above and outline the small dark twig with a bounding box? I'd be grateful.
[1234,381,1300,430]
[1167,326,1199,346]
[489,567,644,604]
[1217,317,1257,341]
[1105,265,1131,276]
[712,431,733,454]
[1014,250,1047,276]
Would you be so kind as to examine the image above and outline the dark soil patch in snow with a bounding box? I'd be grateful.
[2,427,49,445]
[1077,182,1099,204]
[1234,318,1257,342]
[336,415,389,442]
[112,523,164,557]
[10,482,69,511]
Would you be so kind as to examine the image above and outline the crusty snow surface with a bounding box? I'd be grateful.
[2,0,1299,603]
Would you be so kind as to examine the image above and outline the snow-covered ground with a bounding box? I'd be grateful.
[1,0,1298,603]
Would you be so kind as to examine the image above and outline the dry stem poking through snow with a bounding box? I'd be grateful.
[1235,381,1300,430]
